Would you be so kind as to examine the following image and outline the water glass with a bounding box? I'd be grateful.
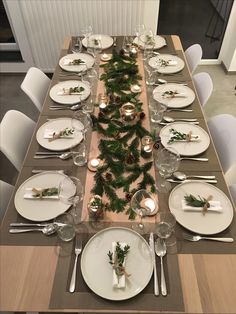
[71,142,88,166]
[155,147,180,193]
[155,211,176,248]
[55,213,75,242]
[149,100,166,123]
[71,36,82,53]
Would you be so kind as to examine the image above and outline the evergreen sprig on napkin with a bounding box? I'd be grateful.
[70,59,85,65]
[68,86,85,94]
[108,242,131,279]
[184,194,213,215]
[49,127,74,142]
[168,128,193,143]
[32,187,59,198]
[162,90,179,98]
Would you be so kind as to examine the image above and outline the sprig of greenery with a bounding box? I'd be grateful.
[32,187,58,198]
[184,194,210,208]
[108,242,130,278]
[68,86,85,94]
[168,128,189,143]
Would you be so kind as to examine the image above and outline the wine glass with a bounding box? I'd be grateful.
[71,36,82,54]
[130,189,158,233]
[155,211,176,248]
[134,24,146,46]
[71,110,92,141]
[59,176,84,224]
[155,147,180,193]
[81,25,93,47]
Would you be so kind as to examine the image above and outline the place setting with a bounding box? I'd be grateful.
[49,80,91,105]
[153,83,195,108]
[59,53,95,73]
[148,53,185,74]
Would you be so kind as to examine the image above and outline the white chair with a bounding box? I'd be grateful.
[0,110,36,171]
[0,180,14,221]
[193,72,213,106]
[185,44,202,74]
[208,114,236,174]
[21,67,51,112]
[229,184,236,207]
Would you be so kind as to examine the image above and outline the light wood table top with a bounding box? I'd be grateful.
[0,36,235,313]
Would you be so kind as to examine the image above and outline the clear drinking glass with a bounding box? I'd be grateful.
[149,100,166,123]
[59,176,84,224]
[81,25,93,47]
[71,142,88,166]
[54,213,76,242]
[155,147,180,193]
[130,189,158,233]
[134,24,146,46]
[71,110,92,141]
[155,211,176,248]
[71,36,82,53]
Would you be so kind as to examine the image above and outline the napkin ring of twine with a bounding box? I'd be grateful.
[32,188,44,199]
[186,131,192,142]
[112,263,131,278]
[202,195,213,215]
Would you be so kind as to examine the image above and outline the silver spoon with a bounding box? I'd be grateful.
[155,238,167,296]
[157,78,187,85]
[163,116,198,123]
[9,223,58,235]
[49,104,81,111]
[173,171,216,180]
[34,151,73,160]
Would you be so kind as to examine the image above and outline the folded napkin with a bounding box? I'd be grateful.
[181,200,222,212]
[63,58,85,66]
[169,134,200,142]
[57,89,83,96]
[112,242,128,289]
[24,187,59,199]
[44,128,74,141]
[162,91,186,99]
[159,59,177,67]
[166,60,177,66]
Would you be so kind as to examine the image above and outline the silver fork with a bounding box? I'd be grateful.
[69,235,82,293]
[182,233,234,243]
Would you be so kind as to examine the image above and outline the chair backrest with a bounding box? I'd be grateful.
[21,67,51,112]
[0,180,14,221]
[229,184,236,207]
[185,44,202,74]
[208,114,236,173]
[193,72,213,106]
[0,110,36,171]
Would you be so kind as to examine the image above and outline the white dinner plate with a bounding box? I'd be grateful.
[133,35,166,49]
[59,53,94,72]
[159,122,210,156]
[81,227,153,301]
[14,172,73,221]
[148,54,185,74]
[153,83,195,108]
[82,34,113,50]
[49,80,90,105]
[169,181,234,235]
[36,118,83,151]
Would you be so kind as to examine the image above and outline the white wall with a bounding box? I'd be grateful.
[2,0,159,72]
[219,0,236,71]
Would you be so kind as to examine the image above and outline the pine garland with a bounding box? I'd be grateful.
[90,50,156,217]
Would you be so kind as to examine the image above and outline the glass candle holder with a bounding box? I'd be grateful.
[141,135,153,158]
[120,103,136,122]
[88,195,104,220]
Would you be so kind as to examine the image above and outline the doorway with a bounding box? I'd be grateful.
[157,0,234,59]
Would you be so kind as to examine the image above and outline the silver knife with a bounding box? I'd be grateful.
[167,179,217,184]
[10,222,65,227]
[32,169,65,174]
[149,232,159,296]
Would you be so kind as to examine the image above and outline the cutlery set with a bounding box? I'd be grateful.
[33,151,72,160]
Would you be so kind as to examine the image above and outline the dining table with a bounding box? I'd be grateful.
[0,34,236,314]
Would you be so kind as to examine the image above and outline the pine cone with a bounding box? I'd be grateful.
[105,172,113,181]
[126,152,135,164]
[98,111,104,119]
[113,131,120,139]
[139,111,146,120]
[125,193,132,201]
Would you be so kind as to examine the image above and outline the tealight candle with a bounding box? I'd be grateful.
[131,84,141,93]
[91,158,100,167]
[141,136,153,158]
[144,198,156,213]
[99,102,107,109]
[120,102,136,122]
[99,94,108,109]
[102,53,108,59]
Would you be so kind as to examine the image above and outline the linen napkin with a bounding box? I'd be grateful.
[165,60,177,66]
[181,200,222,212]
[44,128,74,141]
[57,88,84,96]
[162,91,186,99]
[112,242,128,289]
[63,58,85,66]
[24,187,59,199]
[169,134,200,142]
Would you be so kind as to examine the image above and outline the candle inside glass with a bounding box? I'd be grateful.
[144,198,156,212]
[91,158,100,167]
[141,136,153,158]
[102,53,108,59]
